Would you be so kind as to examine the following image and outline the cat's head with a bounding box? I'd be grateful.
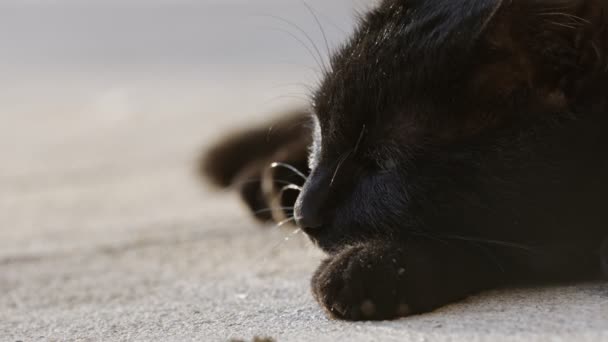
[294,0,608,253]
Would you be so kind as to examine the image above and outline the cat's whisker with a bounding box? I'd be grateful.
[263,95,311,107]
[279,184,303,194]
[270,162,308,181]
[302,1,332,69]
[276,185,302,216]
[253,207,295,215]
[437,234,538,253]
[465,241,506,273]
[330,150,353,187]
[329,125,368,187]
[276,216,297,228]
[236,178,298,188]
[354,125,367,155]
[254,219,303,263]
[543,19,579,30]
[260,15,328,73]
[415,232,508,273]
[222,178,300,195]
[270,81,317,93]
[258,25,325,73]
[538,12,591,24]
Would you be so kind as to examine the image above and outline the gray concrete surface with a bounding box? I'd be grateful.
[1,1,607,341]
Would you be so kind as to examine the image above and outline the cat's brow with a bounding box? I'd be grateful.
[354,125,367,154]
[330,150,353,187]
[330,125,367,187]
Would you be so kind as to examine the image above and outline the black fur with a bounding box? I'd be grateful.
[203,0,608,320]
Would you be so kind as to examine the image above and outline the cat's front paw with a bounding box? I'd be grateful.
[311,243,414,321]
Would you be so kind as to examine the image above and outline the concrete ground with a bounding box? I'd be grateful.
[1,1,607,341]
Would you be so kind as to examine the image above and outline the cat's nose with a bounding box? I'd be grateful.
[294,168,329,230]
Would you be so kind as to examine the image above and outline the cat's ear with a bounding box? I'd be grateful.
[446,0,505,43]
[533,0,607,78]
[486,0,608,98]
[404,0,505,54]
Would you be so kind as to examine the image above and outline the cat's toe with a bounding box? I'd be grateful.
[311,244,412,321]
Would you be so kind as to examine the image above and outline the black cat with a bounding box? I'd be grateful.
[202,0,608,320]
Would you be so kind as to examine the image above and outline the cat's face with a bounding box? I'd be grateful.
[294,0,607,253]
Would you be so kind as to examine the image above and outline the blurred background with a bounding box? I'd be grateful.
[0,0,366,257]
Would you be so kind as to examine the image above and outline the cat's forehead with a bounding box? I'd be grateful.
[312,0,598,150]
[312,0,503,135]
[320,1,500,100]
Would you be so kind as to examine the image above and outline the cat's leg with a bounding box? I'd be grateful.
[201,109,312,222]
[311,240,503,321]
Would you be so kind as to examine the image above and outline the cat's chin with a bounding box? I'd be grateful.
[303,226,372,256]
[302,226,346,255]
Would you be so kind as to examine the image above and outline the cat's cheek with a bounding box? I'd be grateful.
[310,243,413,321]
